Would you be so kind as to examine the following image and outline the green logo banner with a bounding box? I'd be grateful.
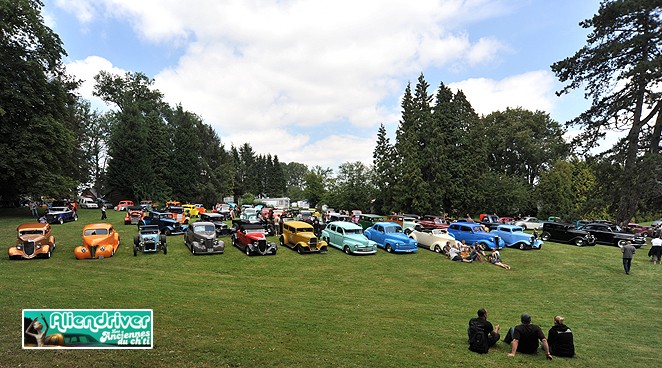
[23,309,153,349]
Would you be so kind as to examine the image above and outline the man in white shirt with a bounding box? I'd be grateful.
[650,234,662,265]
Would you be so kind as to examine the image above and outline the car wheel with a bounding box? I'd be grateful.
[574,238,584,247]
[133,245,138,256]
[163,244,167,255]
[434,245,441,253]
[520,224,526,230]
[164,228,171,236]
[191,246,196,255]
[519,243,525,250]
[245,246,251,256]
[74,214,78,221]
[279,235,285,247]
[344,246,351,255]
[386,244,392,253]
[46,249,52,259]
[59,218,64,224]
[540,232,551,241]
[297,245,304,254]
[617,240,627,248]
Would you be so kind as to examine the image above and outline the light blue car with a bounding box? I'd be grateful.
[490,224,543,250]
[321,221,377,255]
[363,222,418,253]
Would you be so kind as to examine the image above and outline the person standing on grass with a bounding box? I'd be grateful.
[101,205,107,220]
[649,233,662,265]
[622,241,636,274]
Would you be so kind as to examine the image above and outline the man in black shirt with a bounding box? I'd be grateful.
[506,313,552,360]
[468,308,501,349]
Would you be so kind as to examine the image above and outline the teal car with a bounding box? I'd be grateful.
[321,221,378,255]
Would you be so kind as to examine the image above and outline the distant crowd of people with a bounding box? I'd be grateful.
[443,241,511,269]
[468,308,575,359]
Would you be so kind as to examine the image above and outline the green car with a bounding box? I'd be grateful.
[321,221,378,255]
[358,214,386,230]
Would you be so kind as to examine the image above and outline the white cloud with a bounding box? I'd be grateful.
[56,0,521,167]
[448,71,557,116]
[64,56,128,111]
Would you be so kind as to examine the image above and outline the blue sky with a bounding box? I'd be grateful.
[43,0,602,170]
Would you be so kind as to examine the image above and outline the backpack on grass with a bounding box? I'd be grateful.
[468,319,489,354]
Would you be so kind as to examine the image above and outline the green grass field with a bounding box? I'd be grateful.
[0,208,659,367]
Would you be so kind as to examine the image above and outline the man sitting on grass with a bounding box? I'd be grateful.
[504,313,552,360]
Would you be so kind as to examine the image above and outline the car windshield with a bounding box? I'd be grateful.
[194,225,215,234]
[84,229,108,236]
[345,228,362,235]
[296,227,313,233]
[512,227,524,233]
[385,226,402,233]
[50,207,67,212]
[245,229,264,234]
[612,225,624,232]
[431,229,446,235]
[141,229,159,235]
[19,230,43,236]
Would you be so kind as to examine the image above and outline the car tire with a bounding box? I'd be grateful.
[386,244,392,253]
[245,246,251,256]
[434,245,441,253]
[46,249,52,259]
[617,240,627,248]
[279,235,285,247]
[519,243,525,250]
[133,245,138,256]
[74,214,78,221]
[134,235,140,246]
[574,238,584,247]
[540,232,551,241]
[297,245,304,254]
[164,228,171,236]
[163,244,167,255]
[344,246,351,255]
[59,218,64,225]
[520,224,526,230]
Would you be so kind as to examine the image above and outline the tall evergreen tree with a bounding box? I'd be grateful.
[0,0,80,202]
[551,0,662,223]
[372,124,395,213]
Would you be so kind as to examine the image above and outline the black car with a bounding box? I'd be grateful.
[139,210,187,235]
[200,212,231,236]
[579,223,646,248]
[540,222,595,246]
[184,221,225,254]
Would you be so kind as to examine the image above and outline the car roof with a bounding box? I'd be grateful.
[17,223,48,231]
[373,222,401,227]
[83,223,113,231]
[497,224,523,229]
[191,221,215,227]
[283,220,314,228]
[452,221,481,227]
[329,221,362,230]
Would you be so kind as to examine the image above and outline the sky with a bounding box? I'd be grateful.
[43,0,602,170]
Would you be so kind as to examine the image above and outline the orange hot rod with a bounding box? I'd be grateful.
[74,223,120,259]
[9,223,56,259]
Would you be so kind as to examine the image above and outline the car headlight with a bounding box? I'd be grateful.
[489,237,494,242]
[37,244,41,248]
[16,245,22,250]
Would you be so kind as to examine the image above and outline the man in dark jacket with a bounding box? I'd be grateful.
[505,313,552,360]
[467,308,501,349]
[547,316,575,357]
[622,241,636,274]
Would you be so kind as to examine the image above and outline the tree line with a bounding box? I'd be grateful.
[0,0,659,223]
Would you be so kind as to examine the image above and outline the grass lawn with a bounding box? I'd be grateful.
[0,208,659,367]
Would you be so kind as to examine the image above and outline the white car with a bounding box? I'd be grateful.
[79,197,98,209]
[514,217,544,230]
[408,229,460,253]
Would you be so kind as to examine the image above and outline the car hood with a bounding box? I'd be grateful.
[18,234,46,242]
[245,232,266,241]
[385,233,414,243]
[344,234,370,244]
[193,233,216,240]
[47,210,69,215]
[83,235,111,247]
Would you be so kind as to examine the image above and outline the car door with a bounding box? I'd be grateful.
[372,225,386,246]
